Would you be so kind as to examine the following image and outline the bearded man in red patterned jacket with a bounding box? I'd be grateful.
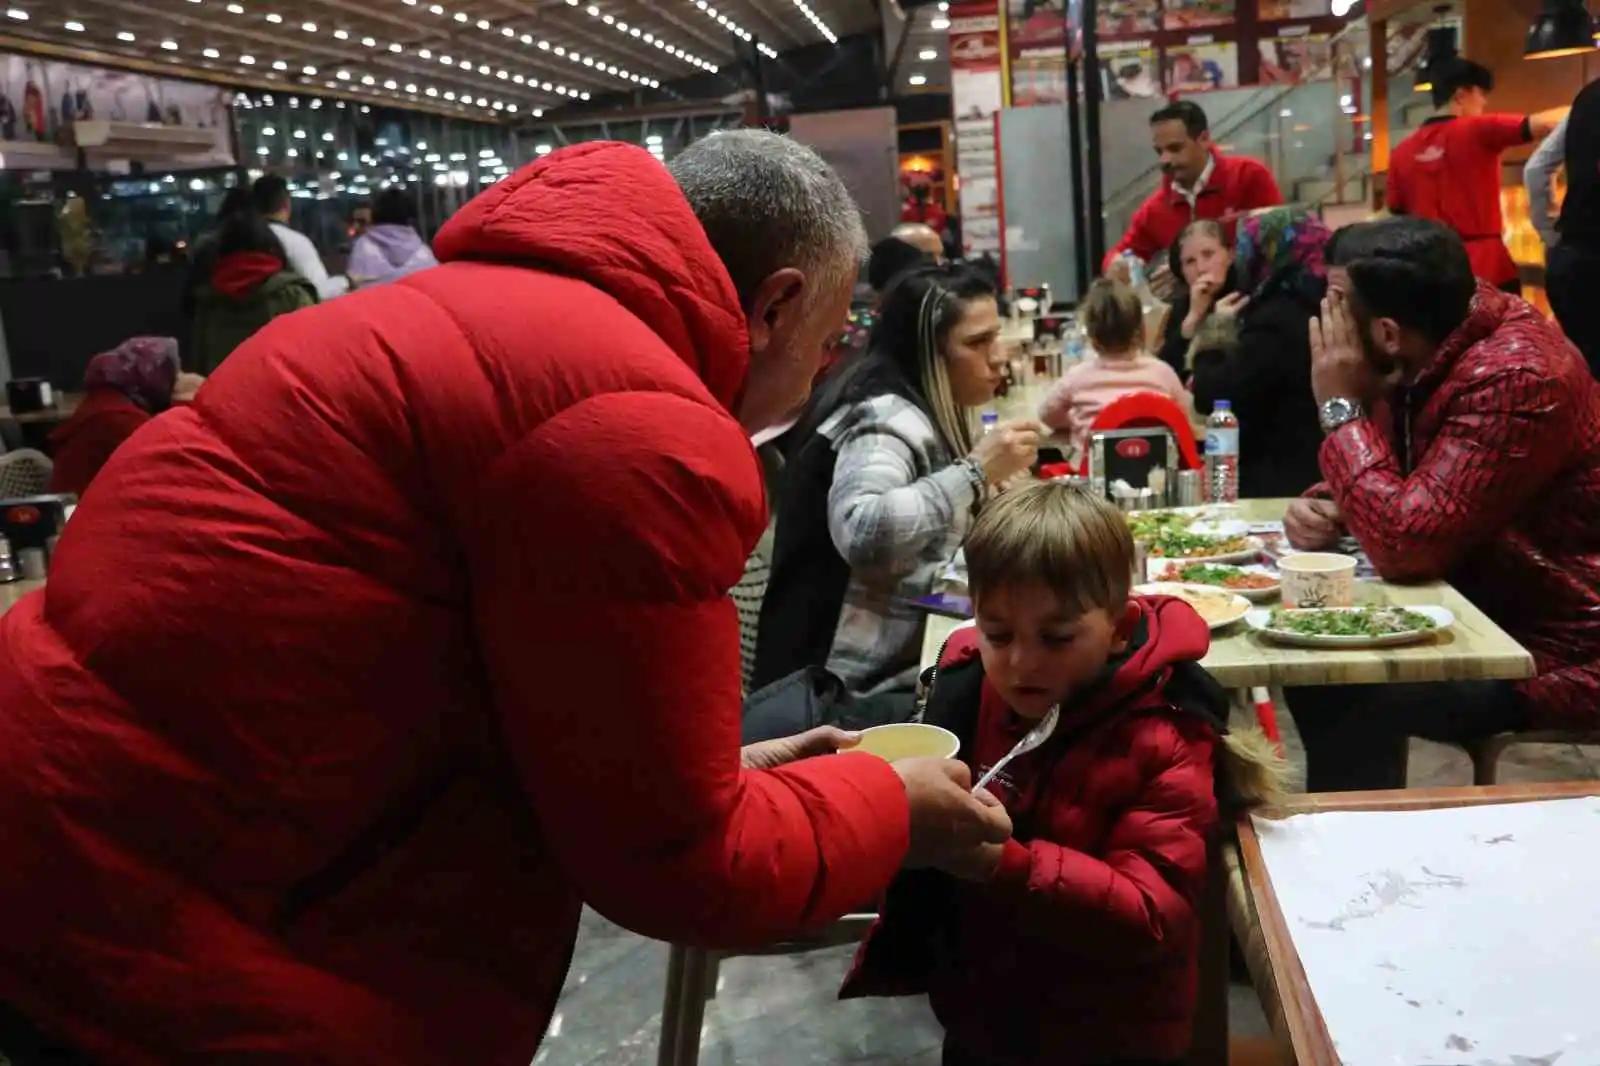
[1282,216,1600,791]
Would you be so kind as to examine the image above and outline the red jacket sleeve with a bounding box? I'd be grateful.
[1321,367,1575,582]
[1472,113,1532,154]
[1386,159,1407,213]
[986,721,1217,961]
[467,389,911,950]
[1103,197,1161,273]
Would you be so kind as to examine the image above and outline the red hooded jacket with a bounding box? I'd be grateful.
[1316,282,1600,729]
[0,143,909,1065]
[841,598,1222,1065]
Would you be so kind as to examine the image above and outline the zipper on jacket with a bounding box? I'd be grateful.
[915,628,963,722]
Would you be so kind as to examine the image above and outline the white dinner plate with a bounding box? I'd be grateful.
[1135,583,1252,631]
[1245,605,1456,648]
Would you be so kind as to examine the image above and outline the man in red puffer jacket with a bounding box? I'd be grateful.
[1284,216,1600,791]
[0,132,1012,1065]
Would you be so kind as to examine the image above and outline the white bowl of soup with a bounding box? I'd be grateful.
[853,722,961,762]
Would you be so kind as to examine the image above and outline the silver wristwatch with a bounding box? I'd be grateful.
[1318,397,1366,435]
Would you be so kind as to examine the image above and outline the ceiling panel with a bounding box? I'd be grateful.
[0,0,879,122]
[888,0,950,95]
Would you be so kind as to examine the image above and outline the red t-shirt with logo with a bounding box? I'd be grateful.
[1386,114,1530,286]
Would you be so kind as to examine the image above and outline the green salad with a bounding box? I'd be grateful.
[1267,606,1438,638]
[1126,510,1195,540]
[1146,530,1253,559]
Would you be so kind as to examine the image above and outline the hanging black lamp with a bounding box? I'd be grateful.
[1413,17,1458,92]
[1526,0,1596,59]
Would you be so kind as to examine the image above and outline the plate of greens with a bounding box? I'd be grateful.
[1148,561,1282,602]
[1246,605,1455,648]
[1144,530,1263,565]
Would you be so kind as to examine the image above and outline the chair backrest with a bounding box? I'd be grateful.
[0,449,53,499]
[1078,391,1204,474]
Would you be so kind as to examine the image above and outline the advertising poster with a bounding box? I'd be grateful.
[1006,0,1070,107]
[0,51,232,166]
[949,4,1004,255]
[1163,40,1240,92]
[1098,0,1160,37]
[1011,56,1068,107]
[1259,0,1330,19]
[1099,43,1161,100]
[1162,0,1235,30]
[1258,32,1333,83]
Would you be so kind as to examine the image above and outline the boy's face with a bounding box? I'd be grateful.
[974,584,1140,721]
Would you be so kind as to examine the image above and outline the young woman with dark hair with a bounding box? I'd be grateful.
[754,264,1041,704]
[189,209,317,373]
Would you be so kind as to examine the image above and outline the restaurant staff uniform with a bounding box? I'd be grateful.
[1386,114,1532,292]
[1547,78,1600,376]
[0,143,910,1066]
[1101,146,1283,272]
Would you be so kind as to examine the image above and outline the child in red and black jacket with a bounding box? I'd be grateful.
[840,481,1284,1066]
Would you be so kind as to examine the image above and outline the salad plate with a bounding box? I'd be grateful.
[1145,561,1281,602]
[1245,605,1455,648]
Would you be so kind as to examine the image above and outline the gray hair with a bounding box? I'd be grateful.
[668,129,868,312]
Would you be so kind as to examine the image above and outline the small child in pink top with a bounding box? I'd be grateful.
[1039,278,1194,459]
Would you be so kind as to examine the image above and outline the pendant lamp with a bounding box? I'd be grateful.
[1526,0,1596,59]
[1413,23,1458,93]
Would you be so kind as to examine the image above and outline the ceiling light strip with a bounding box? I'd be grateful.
[688,1,778,58]
[785,0,837,44]
[132,2,571,108]
[577,2,720,72]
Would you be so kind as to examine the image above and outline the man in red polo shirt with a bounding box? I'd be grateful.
[1387,57,1564,292]
[1104,100,1283,276]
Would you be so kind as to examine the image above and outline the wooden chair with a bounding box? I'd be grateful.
[1074,391,1205,477]
[656,914,878,1066]
[1465,730,1600,785]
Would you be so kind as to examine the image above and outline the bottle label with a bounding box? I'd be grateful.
[1205,428,1239,456]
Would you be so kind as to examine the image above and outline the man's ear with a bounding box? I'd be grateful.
[745,267,806,354]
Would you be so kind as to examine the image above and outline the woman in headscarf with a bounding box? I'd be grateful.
[754,263,1039,707]
[48,337,203,496]
[1189,205,1330,499]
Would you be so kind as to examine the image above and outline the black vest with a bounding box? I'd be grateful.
[1557,80,1600,247]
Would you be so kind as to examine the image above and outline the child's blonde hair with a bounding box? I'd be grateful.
[1080,277,1144,355]
[965,481,1133,617]
[965,480,1288,809]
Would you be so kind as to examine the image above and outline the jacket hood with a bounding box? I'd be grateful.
[939,594,1211,710]
[209,251,287,301]
[359,223,429,269]
[432,141,749,411]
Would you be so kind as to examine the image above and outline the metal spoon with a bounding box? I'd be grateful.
[972,704,1060,794]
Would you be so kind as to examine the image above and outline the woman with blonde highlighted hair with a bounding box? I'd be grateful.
[756,263,1043,706]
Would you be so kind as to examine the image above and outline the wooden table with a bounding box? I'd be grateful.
[1234,782,1600,1066]
[919,498,1535,689]
[0,580,44,613]
[0,393,81,425]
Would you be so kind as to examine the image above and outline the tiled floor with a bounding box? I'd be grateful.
[535,718,1600,1066]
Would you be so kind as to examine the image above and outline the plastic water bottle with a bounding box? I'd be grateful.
[1123,253,1157,314]
[1204,401,1240,503]
[981,411,999,436]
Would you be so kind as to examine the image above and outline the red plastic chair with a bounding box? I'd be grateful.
[1074,391,1204,476]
